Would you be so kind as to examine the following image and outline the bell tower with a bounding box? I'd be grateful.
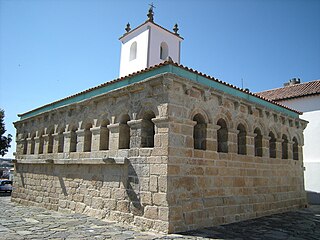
[119,7,183,77]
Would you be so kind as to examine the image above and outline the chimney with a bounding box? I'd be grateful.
[284,78,301,87]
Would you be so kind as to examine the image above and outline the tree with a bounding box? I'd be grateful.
[0,109,12,156]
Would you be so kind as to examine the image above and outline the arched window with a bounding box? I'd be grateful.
[129,41,137,61]
[23,136,28,154]
[141,111,156,148]
[119,114,130,149]
[30,134,35,154]
[84,123,92,152]
[58,129,64,153]
[100,120,110,150]
[160,42,169,60]
[47,129,54,153]
[254,128,262,157]
[293,137,299,160]
[38,132,44,154]
[237,124,246,155]
[282,134,288,159]
[70,127,77,152]
[193,114,207,150]
[217,119,228,153]
[269,131,276,158]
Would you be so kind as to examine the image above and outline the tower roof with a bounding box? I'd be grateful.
[17,61,301,120]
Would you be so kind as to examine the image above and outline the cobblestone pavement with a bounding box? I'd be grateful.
[1,195,320,240]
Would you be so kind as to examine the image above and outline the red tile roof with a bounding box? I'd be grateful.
[257,80,320,101]
[18,60,302,119]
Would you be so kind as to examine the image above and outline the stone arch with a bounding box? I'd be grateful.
[217,118,228,153]
[254,119,268,137]
[141,110,156,148]
[137,100,159,120]
[254,127,263,157]
[282,134,289,159]
[190,108,211,125]
[119,114,131,149]
[213,110,233,130]
[193,113,207,150]
[237,123,247,155]
[269,131,277,158]
[292,136,299,160]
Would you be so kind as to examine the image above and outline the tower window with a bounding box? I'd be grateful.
[160,42,169,60]
[130,41,137,61]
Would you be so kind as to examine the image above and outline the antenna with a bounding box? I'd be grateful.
[241,78,244,89]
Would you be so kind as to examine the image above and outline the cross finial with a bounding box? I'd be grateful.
[147,3,155,22]
[149,2,155,11]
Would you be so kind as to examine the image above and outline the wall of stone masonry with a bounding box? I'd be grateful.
[13,75,172,233]
[165,75,307,233]
[13,72,308,234]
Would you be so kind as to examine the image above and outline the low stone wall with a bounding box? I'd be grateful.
[12,156,170,232]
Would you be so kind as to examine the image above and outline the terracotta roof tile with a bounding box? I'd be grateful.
[256,80,320,101]
[18,61,302,118]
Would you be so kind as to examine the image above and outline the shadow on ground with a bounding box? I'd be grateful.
[180,206,320,239]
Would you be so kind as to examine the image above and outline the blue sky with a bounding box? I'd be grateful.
[1,0,319,158]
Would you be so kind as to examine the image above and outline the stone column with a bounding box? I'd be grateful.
[63,131,75,153]
[152,117,170,148]
[228,128,238,154]
[52,133,59,153]
[34,136,40,155]
[107,123,120,150]
[90,127,101,151]
[211,124,220,152]
[262,136,270,157]
[76,129,85,152]
[127,119,143,148]
[275,138,282,159]
[288,141,294,160]
[26,137,32,155]
[43,134,49,154]
[246,133,255,156]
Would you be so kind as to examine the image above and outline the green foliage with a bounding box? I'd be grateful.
[0,109,12,156]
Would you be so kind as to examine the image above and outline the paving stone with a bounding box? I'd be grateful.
[1,196,320,239]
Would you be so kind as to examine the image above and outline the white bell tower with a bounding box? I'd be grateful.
[119,7,183,77]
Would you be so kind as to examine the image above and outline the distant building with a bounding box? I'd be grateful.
[257,79,320,203]
[12,8,308,233]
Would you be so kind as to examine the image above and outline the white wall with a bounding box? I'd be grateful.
[304,162,320,193]
[148,24,181,67]
[280,95,320,112]
[119,27,149,77]
[279,95,320,194]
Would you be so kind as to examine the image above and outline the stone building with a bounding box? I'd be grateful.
[12,9,308,233]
